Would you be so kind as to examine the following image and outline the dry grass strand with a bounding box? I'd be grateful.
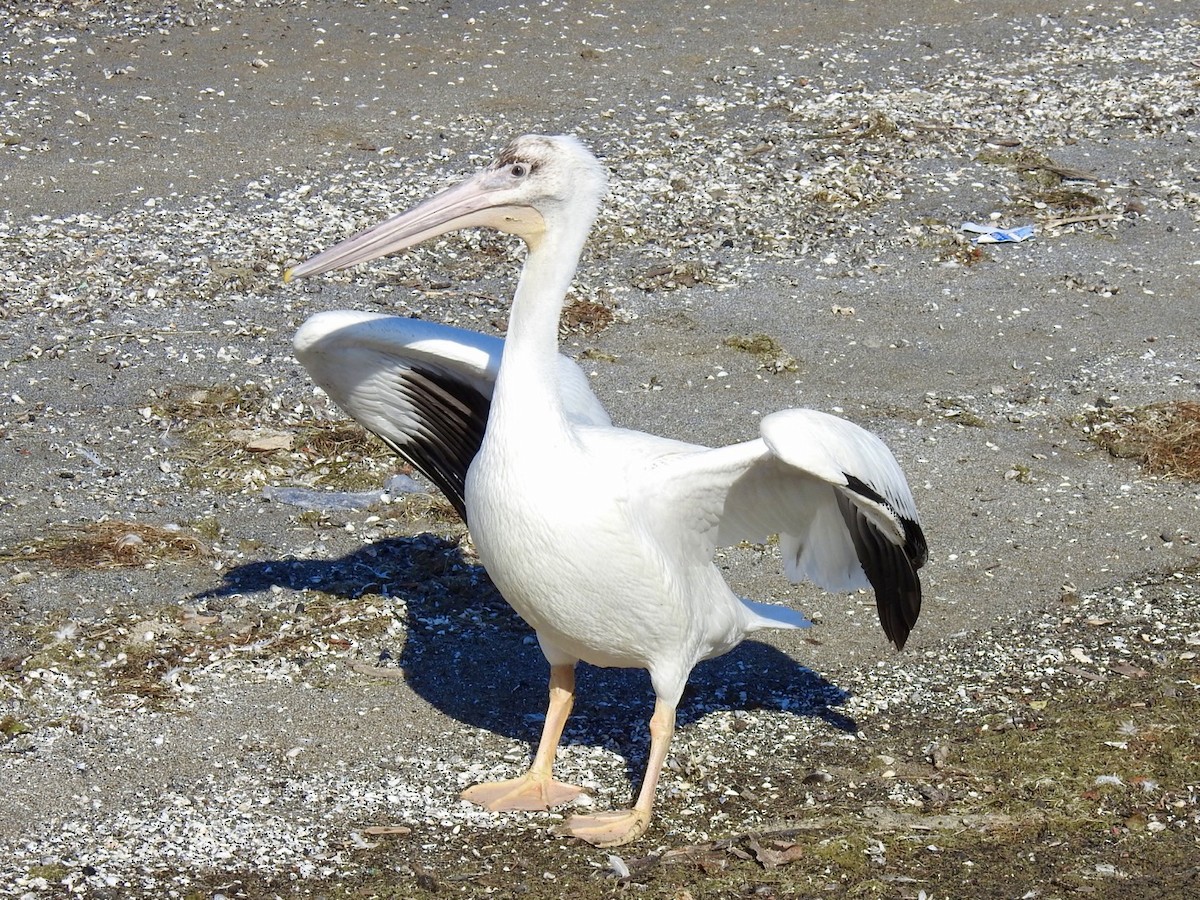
[0,521,210,569]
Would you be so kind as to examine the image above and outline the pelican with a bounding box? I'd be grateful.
[286,134,927,847]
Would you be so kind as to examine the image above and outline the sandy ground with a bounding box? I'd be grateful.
[1,0,1198,897]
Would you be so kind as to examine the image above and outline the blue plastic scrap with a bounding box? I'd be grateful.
[960,222,1036,244]
[261,474,424,511]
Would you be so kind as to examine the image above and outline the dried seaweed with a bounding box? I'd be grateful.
[723,333,798,373]
[560,297,616,336]
[1083,401,1200,480]
[0,521,210,569]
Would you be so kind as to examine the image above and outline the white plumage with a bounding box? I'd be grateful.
[287,134,927,847]
[294,309,609,517]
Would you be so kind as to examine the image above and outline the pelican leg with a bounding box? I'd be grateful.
[461,663,584,811]
[561,696,676,847]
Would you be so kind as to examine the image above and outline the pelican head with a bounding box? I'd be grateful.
[286,134,607,281]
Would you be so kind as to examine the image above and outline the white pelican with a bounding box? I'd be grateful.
[286,134,927,847]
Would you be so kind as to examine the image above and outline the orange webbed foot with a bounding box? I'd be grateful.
[461,773,584,812]
[560,808,651,847]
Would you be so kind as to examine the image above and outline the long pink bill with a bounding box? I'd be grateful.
[285,172,540,282]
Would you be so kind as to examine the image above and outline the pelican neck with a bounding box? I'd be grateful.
[490,217,590,425]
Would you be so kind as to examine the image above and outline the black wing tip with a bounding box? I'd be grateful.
[838,476,927,650]
[875,552,921,651]
[835,487,926,657]
[889,520,926,651]
[881,580,922,651]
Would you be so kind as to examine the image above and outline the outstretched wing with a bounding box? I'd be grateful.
[641,408,926,649]
[293,309,610,519]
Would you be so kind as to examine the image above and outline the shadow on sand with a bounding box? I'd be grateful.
[197,533,857,781]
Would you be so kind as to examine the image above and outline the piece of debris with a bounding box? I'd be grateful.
[960,222,1036,243]
[362,825,413,836]
[747,838,805,868]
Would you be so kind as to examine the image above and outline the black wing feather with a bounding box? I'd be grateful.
[374,365,491,520]
[836,475,927,650]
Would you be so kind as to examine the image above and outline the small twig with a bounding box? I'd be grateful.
[659,823,833,865]
[1043,212,1122,228]
[361,824,412,836]
[1035,162,1101,182]
[910,121,989,134]
[93,330,211,341]
[347,660,406,680]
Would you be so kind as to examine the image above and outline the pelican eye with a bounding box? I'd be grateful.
[509,162,529,178]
